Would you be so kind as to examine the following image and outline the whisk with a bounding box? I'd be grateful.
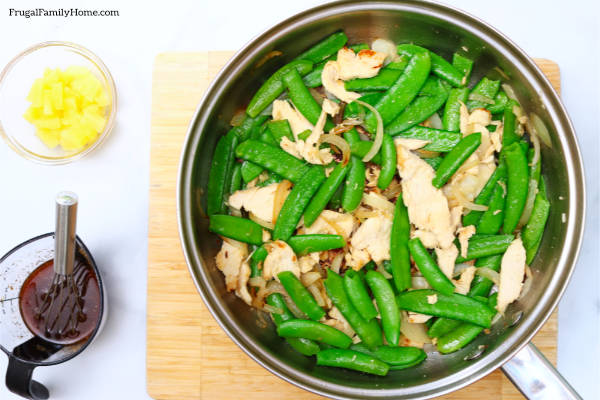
[34,192,87,342]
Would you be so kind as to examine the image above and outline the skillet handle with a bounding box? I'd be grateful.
[501,342,581,400]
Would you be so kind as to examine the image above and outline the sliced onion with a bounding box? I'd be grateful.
[453,185,489,211]
[273,180,292,223]
[493,66,510,80]
[475,267,500,286]
[301,272,322,287]
[262,304,284,315]
[415,149,441,159]
[512,104,524,119]
[371,38,399,65]
[491,312,503,325]
[453,262,473,278]
[411,276,431,289]
[362,192,395,215]
[426,112,443,130]
[468,93,494,104]
[501,83,518,102]
[265,280,286,295]
[321,215,347,239]
[284,296,307,319]
[249,276,266,288]
[309,87,326,105]
[376,263,393,279]
[382,180,402,200]
[308,283,326,307]
[229,109,246,127]
[249,212,275,230]
[355,100,383,162]
[330,252,344,274]
[531,113,552,148]
[320,134,351,166]
[400,311,432,344]
[518,178,539,228]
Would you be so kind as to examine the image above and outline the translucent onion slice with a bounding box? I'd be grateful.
[249,276,266,289]
[376,263,393,279]
[475,267,501,286]
[262,304,284,315]
[308,283,326,307]
[453,185,489,211]
[330,252,344,274]
[362,192,395,215]
[355,99,383,162]
[531,113,552,148]
[400,311,432,344]
[518,178,539,228]
[426,112,443,130]
[501,83,518,102]
[301,272,322,287]
[320,134,351,166]
[411,276,431,289]
[273,180,292,223]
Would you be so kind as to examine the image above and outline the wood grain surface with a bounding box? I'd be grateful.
[147,52,560,400]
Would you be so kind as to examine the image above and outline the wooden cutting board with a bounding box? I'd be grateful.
[147,52,560,400]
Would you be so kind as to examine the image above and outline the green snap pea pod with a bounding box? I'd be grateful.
[408,238,456,295]
[476,178,507,234]
[345,69,404,91]
[468,254,503,298]
[278,271,325,321]
[526,235,543,265]
[324,270,383,349]
[235,140,310,183]
[283,68,334,131]
[487,91,509,114]
[259,128,279,147]
[385,77,450,135]
[423,156,443,170]
[344,92,383,120]
[502,102,520,148]
[295,31,348,64]
[267,119,294,143]
[240,160,264,183]
[232,114,270,141]
[250,255,262,278]
[432,132,482,188]
[328,183,344,209]
[396,289,495,328]
[277,319,352,348]
[273,167,326,241]
[342,128,360,145]
[390,194,411,292]
[207,131,239,215]
[377,134,397,189]
[349,140,382,165]
[257,173,283,187]
[247,60,314,117]
[427,318,462,338]
[522,193,550,251]
[297,129,312,141]
[455,234,514,263]
[452,53,473,84]
[343,269,379,321]
[316,349,389,376]
[266,293,320,356]
[365,270,400,346]
[209,214,264,245]
[287,234,346,256]
[436,322,484,354]
[443,87,469,132]
[397,44,464,87]
[350,343,426,370]
[502,142,529,234]
[303,162,350,227]
[302,61,326,88]
[341,156,366,213]
[466,77,501,110]
[462,160,507,226]
[228,163,242,195]
[365,51,431,132]
[251,245,268,262]
[392,126,461,152]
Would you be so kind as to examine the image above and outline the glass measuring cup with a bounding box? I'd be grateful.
[0,233,106,399]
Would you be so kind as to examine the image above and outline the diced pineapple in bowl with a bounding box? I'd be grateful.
[0,41,116,164]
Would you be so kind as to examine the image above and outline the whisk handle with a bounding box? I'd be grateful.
[5,355,50,400]
[54,192,78,275]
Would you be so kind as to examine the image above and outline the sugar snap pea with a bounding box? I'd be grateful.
[209,214,264,245]
[476,178,507,234]
[452,53,473,84]
[235,139,310,183]
[436,322,484,354]
[247,60,314,118]
[502,102,520,148]
[283,68,334,131]
[324,270,383,349]
[377,134,397,189]
[273,166,325,241]
[344,92,383,120]
[462,160,507,226]
[240,160,264,183]
[207,131,239,215]
[468,254,502,298]
[256,172,283,187]
[341,156,366,213]
[259,128,279,147]
[456,234,514,263]
[392,126,461,152]
[365,51,431,132]
[287,234,346,256]
[328,182,344,209]
[303,161,349,227]
[277,319,352,348]
[316,349,389,376]
[350,343,426,370]
[343,269,378,321]
[295,31,348,64]
[396,289,495,328]
[278,271,325,321]
[348,140,382,165]
[443,87,469,132]
[466,77,500,110]
[266,293,320,356]
[267,119,294,143]
[228,163,242,195]
[397,44,464,87]
[232,114,270,141]
[408,238,455,295]
[423,156,443,170]
[390,194,411,292]
[487,91,509,114]
[427,318,462,339]
[522,193,550,251]
[345,69,403,92]
[502,142,529,234]
[432,132,482,188]
[385,77,450,135]
[365,270,400,346]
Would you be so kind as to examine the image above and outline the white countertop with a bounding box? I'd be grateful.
[0,0,598,398]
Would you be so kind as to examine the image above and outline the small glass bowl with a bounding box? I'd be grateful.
[0,41,117,165]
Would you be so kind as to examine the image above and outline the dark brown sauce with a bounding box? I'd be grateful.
[19,258,100,345]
